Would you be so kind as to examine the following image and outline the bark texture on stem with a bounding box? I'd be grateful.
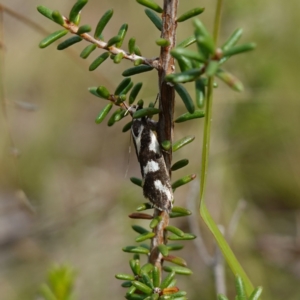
[158,0,178,171]
[149,0,178,279]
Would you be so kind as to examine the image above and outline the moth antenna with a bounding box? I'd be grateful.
[124,130,132,179]
[153,93,159,107]
[124,106,130,117]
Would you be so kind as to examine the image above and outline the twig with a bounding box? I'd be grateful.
[149,0,178,277]
[213,225,227,296]
[226,199,247,243]
[187,181,214,266]
[61,17,159,69]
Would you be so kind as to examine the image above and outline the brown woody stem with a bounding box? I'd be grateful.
[149,0,178,280]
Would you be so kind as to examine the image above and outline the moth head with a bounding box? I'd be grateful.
[128,104,143,115]
[131,116,144,138]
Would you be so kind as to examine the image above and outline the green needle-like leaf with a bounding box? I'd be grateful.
[80,44,97,59]
[115,78,132,95]
[222,43,256,57]
[140,263,153,273]
[144,9,162,31]
[77,24,91,34]
[115,273,135,281]
[168,233,196,240]
[123,246,150,255]
[166,244,184,251]
[157,244,169,256]
[174,84,195,114]
[89,52,110,71]
[134,45,142,56]
[119,81,133,95]
[161,140,171,151]
[152,267,160,288]
[177,35,196,48]
[149,216,162,229]
[170,212,191,219]
[215,68,244,92]
[137,99,144,108]
[149,294,159,300]
[126,286,137,297]
[132,281,152,295]
[221,28,243,50]
[96,86,110,99]
[69,0,88,23]
[130,177,142,187]
[172,136,195,152]
[136,0,163,13]
[128,38,136,54]
[122,65,153,77]
[165,226,184,237]
[195,79,205,108]
[132,225,149,235]
[171,159,189,171]
[206,60,219,77]
[141,272,154,289]
[163,266,193,275]
[136,202,153,211]
[134,59,143,66]
[95,103,113,124]
[177,56,193,72]
[122,121,132,132]
[129,258,140,276]
[116,23,128,48]
[129,82,143,104]
[113,109,127,122]
[88,87,101,98]
[160,271,176,289]
[193,18,215,57]
[175,110,205,123]
[132,107,160,119]
[177,7,205,22]
[37,6,54,21]
[172,206,192,216]
[163,255,187,267]
[52,10,64,25]
[166,69,202,83]
[57,36,82,50]
[156,38,170,47]
[106,35,122,47]
[236,276,246,300]
[249,287,263,300]
[171,48,205,63]
[94,9,114,39]
[135,232,155,242]
[193,18,213,45]
[121,281,132,288]
[172,174,196,189]
[39,30,68,48]
[107,108,122,126]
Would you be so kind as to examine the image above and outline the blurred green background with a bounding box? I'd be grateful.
[0,0,299,299]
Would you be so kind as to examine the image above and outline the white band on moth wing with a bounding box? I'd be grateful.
[143,160,160,174]
[149,132,160,153]
[154,179,173,201]
[133,124,144,155]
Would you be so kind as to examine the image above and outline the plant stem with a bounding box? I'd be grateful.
[213,0,223,44]
[149,0,178,277]
[198,0,255,296]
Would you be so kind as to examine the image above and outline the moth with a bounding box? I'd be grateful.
[130,107,173,213]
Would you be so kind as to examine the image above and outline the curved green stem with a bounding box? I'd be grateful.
[198,0,255,297]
